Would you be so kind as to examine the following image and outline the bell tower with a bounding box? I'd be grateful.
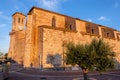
[8,12,26,64]
[12,12,26,31]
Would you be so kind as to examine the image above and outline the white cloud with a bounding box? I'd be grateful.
[14,5,19,10]
[115,2,119,8]
[0,24,7,28]
[0,11,10,20]
[0,11,3,15]
[42,0,58,9]
[87,18,92,22]
[36,0,67,11]
[98,16,107,21]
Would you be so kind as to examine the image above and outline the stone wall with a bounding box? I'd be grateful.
[24,13,35,67]
[101,27,115,39]
[34,8,65,28]
[8,30,25,64]
[39,26,100,68]
[39,25,120,68]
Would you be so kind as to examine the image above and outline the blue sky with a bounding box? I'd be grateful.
[0,0,120,53]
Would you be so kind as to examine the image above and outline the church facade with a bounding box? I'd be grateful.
[8,7,120,69]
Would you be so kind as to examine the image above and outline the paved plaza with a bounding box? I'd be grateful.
[8,70,120,80]
[7,64,120,80]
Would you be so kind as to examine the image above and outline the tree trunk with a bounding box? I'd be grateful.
[83,72,88,80]
[83,69,88,80]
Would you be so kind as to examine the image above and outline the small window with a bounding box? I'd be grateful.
[22,18,24,23]
[18,18,20,23]
[52,16,56,27]
[107,32,109,37]
[118,35,120,40]
[69,24,72,30]
[91,28,94,34]
[13,18,16,23]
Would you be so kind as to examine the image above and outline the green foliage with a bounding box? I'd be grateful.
[4,53,8,60]
[65,39,115,72]
[0,52,3,56]
[90,39,115,72]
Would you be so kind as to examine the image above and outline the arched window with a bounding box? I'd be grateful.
[118,35,120,40]
[91,28,94,34]
[13,18,16,23]
[22,18,24,23]
[52,16,56,27]
[107,32,109,37]
[18,18,20,23]
[69,24,72,30]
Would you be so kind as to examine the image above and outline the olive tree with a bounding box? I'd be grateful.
[65,39,115,80]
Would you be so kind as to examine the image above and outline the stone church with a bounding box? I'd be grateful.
[8,6,120,69]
